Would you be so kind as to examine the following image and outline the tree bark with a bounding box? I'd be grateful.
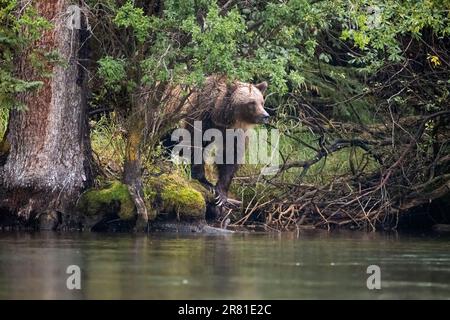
[123,90,148,231]
[0,0,92,229]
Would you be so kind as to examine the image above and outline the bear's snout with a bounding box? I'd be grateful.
[258,110,270,124]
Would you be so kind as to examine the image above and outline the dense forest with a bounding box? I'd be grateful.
[0,0,449,232]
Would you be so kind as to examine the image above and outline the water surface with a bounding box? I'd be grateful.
[0,231,449,299]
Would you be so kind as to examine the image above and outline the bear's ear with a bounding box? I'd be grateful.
[255,81,268,93]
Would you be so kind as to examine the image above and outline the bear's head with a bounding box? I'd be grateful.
[231,81,269,126]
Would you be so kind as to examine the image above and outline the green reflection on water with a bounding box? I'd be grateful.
[0,231,449,299]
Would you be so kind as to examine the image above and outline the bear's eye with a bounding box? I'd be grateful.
[247,101,256,109]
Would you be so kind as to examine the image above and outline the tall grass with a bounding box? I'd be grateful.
[90,114,126,176]
[236,128,378,181]
[0,108,8,139]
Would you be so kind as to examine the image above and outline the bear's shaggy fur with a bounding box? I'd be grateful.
[186,75,268,129]
[168,75,269,218]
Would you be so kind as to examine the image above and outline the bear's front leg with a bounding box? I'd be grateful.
[215,163,241,209]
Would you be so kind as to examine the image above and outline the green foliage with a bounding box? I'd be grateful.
[92,0,340,95]
[0,0,52,110]
[113,1,151,44]
[97,56,127,92]
[181,3,246,76]
[341,0,450,69]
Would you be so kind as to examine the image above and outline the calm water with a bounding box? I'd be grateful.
[0,230,449,299]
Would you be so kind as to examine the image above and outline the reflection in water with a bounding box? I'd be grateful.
[0,231,449,299]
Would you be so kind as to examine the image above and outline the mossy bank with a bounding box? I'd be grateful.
[76,172,209,231]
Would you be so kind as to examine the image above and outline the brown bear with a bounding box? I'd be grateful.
[169,75,269,216]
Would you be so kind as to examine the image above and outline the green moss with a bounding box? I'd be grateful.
[77,181,135,220]
[144,173,206,221]
[162,184,205,219]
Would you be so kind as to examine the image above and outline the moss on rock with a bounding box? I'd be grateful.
[144,173,206,221]
[77,181,135,220]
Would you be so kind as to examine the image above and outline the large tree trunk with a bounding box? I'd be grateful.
[0,1,92,229]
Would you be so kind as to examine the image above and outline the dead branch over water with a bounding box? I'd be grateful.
[230,107,450,231]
